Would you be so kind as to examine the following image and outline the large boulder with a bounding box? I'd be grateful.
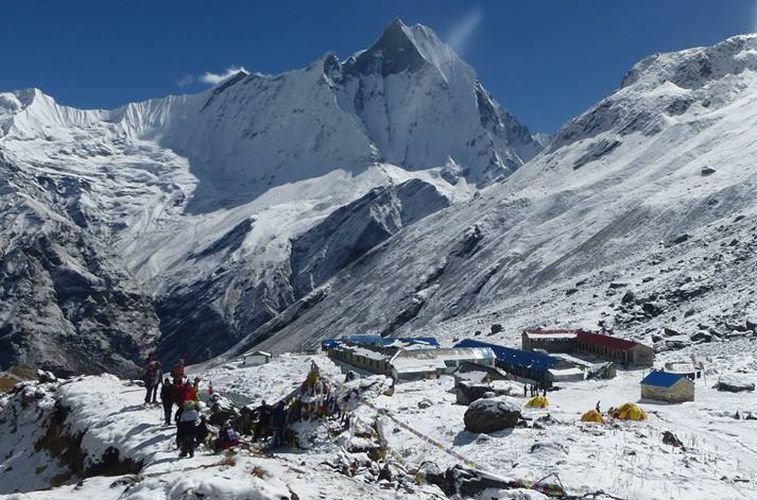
[463,396,521,433]
[715,375,755,393]
[456,381,508,405]
[654,335,690,352]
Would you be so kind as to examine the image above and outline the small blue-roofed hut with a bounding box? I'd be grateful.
[641,370,695,403]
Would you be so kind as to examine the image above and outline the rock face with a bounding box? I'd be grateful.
[463,396,521,433]
[716,375,755,393]
[289,179,449,297]
[0,156,159,377]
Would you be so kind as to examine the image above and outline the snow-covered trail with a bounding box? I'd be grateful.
[1,355,443,499]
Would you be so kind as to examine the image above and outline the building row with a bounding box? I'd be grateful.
[324,338,496,382]
[454,339,583,388]
[322,328,656,388]
[322,330,701,404]
[521,328,654,367]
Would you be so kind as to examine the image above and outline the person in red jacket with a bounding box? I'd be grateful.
[183,379,198,402]
[171,359,185,384]
[172,379,186,422]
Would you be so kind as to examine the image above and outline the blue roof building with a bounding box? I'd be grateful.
[640,370,695,403]
[641,370,686,387]
[454,339,562,386]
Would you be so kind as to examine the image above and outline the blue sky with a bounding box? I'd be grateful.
[1,1,753,132]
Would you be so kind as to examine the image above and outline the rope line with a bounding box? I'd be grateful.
[318,366,568,497]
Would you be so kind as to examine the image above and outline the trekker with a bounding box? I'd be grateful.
[213,421,240,452]
[254,400,272,442]
[151,358,162,402]
[143,356,161,404]
[192,376,201,400]
[195,415,210,448]
[523,384,527,397]
[172,359,186,384]
[172,379,185,422]
[271,402,287,447]
[160,377,173,425]
[183,379,198,403]
[177,401,199,458]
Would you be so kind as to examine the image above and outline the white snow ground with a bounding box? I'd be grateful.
[2,344,756,499]
[0,355,441,499]
[369,342,757,499]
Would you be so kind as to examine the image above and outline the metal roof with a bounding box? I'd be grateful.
[576,331,639,351]
[525,328,648,351]
[454,339,559,371]
[395,337,441,347]
[321,336,439,350]
[390,347,495,374]
[641,370,687,388]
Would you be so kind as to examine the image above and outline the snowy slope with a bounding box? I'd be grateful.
[241,34,757,355]
[0,361,443,499]
[0,151,159,377]
[2,345,756,499]
[0,20,541,374]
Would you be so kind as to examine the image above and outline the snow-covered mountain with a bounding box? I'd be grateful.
[5,32,757,500]
[236,33,757,356]
[0,20,541,374]
[0,151,159,377]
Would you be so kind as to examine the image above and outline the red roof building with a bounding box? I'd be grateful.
[522,328,654,367]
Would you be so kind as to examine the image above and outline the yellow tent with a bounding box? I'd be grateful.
[525,395,549,408]
[580,409,605,424]
[613,402,647,421]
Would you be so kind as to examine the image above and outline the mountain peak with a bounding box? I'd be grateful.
[347,19,426,76]
[345,19,458,78]
[385,17,407,32]
[621,33,757,90]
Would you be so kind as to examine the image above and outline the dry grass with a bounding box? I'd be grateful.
[9,364,38,380]
[0,373,21,393]
[0,364,40,393]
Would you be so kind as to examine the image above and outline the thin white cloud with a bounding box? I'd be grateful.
[177,74,195,87]
[199,66,249,85]
[446,8,484,55]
